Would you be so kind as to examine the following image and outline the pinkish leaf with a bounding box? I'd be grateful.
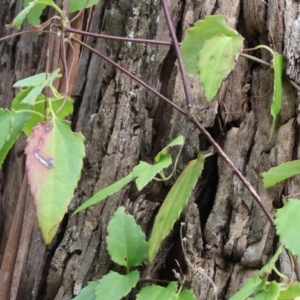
[25,117,85,244]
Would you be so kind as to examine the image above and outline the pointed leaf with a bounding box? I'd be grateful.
[229,276,266,300]
[133,157,172,191]
[73,174,134,214]
[270,53,285,139]
[154,135,184,163]
[95,270,139,300]
[133,135,184,190]
[12,1,35,29]
[13,69,62,105]
[23,0,46,26]
[25,117,85,244]
[180,15,240,76]
[107,207,148,269]
[275,199,300,257]
[73,281,97,300]
[198,34,243,102]
[148,153,205,263]
[0,111,31,168]
[68,0,100,13]
[279,283,300,299]
[262,160,300,188]
[176,289,197,300]
[136,282,178,300]
[259,245,283,277]
[13,73,48,88]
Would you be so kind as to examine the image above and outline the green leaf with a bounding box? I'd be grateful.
[229,276,266,300]
[198,34,243,102]
[13,73,48,88]
[72,281,97,300]
[259,245,283,277]
[68,0,100,13]
[148,153,205,263]
[73,174,134,214]
[0,110,14,150]
[154,135,184,163]
[262,160,300,188]
[23,0,46,26]
[176,289,197,300]
[279,283,300,299]
[136,282,178,300]
[12,1,35,29]
[107,207,148,269]
[0,111,31,168]
[269,53,285,139]
[180,15,241,76]
[74,136,184,213]
[28,96,73,136]
[25,116,85,244]
[133,158,172,190]
[12,89,74,136]
[95,270,139,300]
[133,135,184,190]
[275,199,300,257]
[14,69,62,105]
[251,282,280,300]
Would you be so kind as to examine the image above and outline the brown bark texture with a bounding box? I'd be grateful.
[0,0,299,299]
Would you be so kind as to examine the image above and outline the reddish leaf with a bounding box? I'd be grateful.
[25,118,85,244]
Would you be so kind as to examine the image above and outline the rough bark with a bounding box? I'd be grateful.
[0,0,300,299]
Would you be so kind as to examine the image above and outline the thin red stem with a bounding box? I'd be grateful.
[60,25,172,46]
[71,36,187,116]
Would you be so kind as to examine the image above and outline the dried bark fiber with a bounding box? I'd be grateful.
[0,0,300,299]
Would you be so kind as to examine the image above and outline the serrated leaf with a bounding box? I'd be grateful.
[259,245,283,277]
[275,199,300,257]
[107,207,148,269]
[252,282,280,300]
[136,282,178,300]
[23,0,46,26]
[68,0,100,13]
[72,281,97,300]
[0,111,31,168]
[176,289,197,300]
[262,160,300,188]
[95,270,139,300]
[269,53,285,139]
[229,276,266,300]
[198,34,243,102]
[25,117,85,244]
[148,153,205,263]
[154,135,184,163]
[133,157,172,190]
[12,1,35,29]
[180,15,240,76]
[73,174,134,214]
[279,283,300,299]
[14,69,62,105]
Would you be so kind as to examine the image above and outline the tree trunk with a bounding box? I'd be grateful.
[0,0,299,299]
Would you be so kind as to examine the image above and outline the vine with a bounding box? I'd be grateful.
[1,0,300,299]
